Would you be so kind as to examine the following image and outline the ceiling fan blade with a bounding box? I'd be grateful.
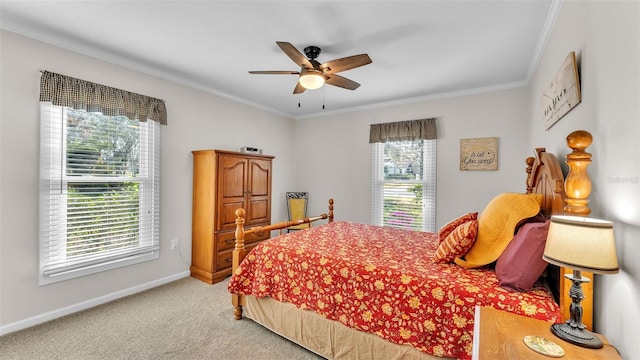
[320,54,372,74]
[325,74,361,90]
[293,82,306,94]
[249,70,300,75]
[277,41,313,69]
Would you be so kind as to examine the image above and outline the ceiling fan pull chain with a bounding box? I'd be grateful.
[298,94,301,108]
[322,89,325,110]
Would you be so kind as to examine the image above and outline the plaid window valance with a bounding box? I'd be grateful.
[369,118,437,143]
[39,70,167,125]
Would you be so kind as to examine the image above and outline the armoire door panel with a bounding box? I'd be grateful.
[247,199,269,224]
[249,160,271,197]
[219,200,246,229]
[220,157,246,199]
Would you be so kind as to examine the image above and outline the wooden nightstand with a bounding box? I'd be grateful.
[472,306,620,360]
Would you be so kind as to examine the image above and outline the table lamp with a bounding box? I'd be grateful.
[543,215,619,349]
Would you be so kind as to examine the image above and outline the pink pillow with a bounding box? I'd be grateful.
[437,212,478,244]
[434,220,478,263]
[495,220,550,292]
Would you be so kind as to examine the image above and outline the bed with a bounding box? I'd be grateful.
[227,132,593,359]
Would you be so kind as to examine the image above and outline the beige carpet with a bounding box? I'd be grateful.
[0,277,323,360]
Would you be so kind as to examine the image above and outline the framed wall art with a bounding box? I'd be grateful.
[460,137,498,171]
[541,51,581,130]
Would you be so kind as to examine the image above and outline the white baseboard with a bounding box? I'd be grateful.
[0,271,191,336]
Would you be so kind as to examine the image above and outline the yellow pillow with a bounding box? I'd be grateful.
[455,193,542,269]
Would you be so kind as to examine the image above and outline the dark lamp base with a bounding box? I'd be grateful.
[551,323,603,349]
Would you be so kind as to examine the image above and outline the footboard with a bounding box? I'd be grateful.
[232,198,334,320]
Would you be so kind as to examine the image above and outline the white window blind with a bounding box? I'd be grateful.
[371,139,436,232]
[39,103,160,284]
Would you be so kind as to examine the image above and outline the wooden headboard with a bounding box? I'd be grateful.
[526,148,566,218]
[525,130,594,330]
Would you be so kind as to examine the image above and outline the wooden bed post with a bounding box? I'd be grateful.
[564,130,593,216]
[232,208,247,320]
[561,130,594,331]
[328,198,334,223]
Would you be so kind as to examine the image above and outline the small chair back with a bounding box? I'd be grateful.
[286,192,310,232]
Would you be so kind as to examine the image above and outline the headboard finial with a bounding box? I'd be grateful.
[567,130,593,152]
[564,130,593,216]
[525,157,535,193]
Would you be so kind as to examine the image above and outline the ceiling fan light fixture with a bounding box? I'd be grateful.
[299,71,325,90]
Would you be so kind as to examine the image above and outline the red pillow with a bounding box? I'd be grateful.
[434,220,478,263]
[495,220,550,292]
[437,212,478,244]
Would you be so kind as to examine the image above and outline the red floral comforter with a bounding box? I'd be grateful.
[228,221,561,359]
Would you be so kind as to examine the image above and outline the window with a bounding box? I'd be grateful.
[38,71,165,285]
[371,139,436,232]
[39,71,167,285]
[39,106,161,285]
[370,118,437,232]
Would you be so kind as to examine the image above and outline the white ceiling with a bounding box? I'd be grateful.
[0,0,558,119]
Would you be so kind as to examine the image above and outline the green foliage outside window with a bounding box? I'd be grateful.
[67,183,140,255]
[65,109,141,258]
[381,139,426,230]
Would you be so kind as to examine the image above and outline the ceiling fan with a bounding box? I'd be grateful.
[249,41,372,94]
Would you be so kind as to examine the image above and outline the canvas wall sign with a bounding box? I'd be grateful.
[541,52,581,130]
[460,137,498,171]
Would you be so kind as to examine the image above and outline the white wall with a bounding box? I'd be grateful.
[293,86,533,229]
[527,1,639,359]
[0,30,295,331]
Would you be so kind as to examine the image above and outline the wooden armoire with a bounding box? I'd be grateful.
[190,149,274,284]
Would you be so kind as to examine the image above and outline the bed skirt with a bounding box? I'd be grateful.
[245,295,452,360]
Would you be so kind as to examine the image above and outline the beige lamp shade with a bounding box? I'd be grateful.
[543,215,619,274]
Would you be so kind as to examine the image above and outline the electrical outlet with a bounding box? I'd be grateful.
[170,238,179,250]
